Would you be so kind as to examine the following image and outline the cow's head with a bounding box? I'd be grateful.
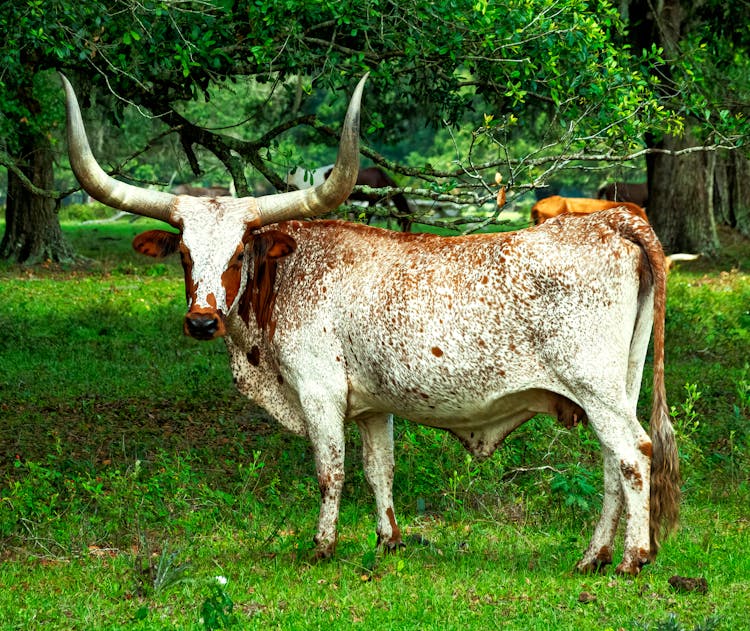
[61,73,366,340]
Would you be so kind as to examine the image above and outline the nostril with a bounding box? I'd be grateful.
[185,314,219,340]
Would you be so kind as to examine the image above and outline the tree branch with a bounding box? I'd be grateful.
[0,152,62,199]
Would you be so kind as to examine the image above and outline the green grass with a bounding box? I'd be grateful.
[1,214,749,630]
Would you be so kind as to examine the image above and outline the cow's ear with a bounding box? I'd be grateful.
[133,230,181,258]
[254,230,297,259]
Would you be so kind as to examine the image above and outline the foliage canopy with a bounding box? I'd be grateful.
[0,0,749,246]
[0,2,728,192]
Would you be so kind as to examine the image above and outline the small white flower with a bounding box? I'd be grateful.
[214,575,228,585]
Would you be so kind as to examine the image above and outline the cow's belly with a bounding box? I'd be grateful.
[346,381,583,459]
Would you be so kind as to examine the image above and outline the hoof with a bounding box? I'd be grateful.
[381,539,406,554]
[312,537,337,561]
[377,528,405,553]
[614,561,642,576]
[312,549,334,561]
[576,546,612,574]
[615,551,649,577]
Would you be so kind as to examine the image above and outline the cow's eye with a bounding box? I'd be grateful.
[236,252,244,262]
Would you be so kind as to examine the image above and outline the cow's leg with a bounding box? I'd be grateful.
[584,406,652,576]
[616,423,653,575]
[301,390,347,559]
[356,413,403,551]
[576,448,623,573]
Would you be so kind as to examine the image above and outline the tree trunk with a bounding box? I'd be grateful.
[713,151,750,237]
[0,130,75,264]
[648,132,719,255]
[629,0,719,255]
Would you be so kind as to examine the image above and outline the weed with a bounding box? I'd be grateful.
[446,453,482,510]
[359,531,379,577]
[670,383,705,481]
[152,542,192,595]
[200,576,238,630]
[736,366,750,414]
[550,465,598,512]
[635,613,722,631]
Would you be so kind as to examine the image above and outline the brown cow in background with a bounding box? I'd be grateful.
[597,182,648,208]
[531,195,648,225]
[172,184,232,197]
[325,166,413,232]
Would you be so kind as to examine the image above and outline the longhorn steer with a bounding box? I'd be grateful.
[62,74,680,576]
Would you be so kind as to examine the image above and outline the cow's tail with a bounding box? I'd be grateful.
[606,208,681,558]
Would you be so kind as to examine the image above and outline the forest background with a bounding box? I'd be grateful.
[1,0,750,262]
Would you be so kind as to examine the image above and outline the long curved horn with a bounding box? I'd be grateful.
[253,74,368,226]
[60,74,177,225]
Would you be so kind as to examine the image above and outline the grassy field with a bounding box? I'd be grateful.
[1,212,749,630]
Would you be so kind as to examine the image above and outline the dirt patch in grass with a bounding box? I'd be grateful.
[1,395,279,474]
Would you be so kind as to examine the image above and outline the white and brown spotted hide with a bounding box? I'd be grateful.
[138,207,679,575]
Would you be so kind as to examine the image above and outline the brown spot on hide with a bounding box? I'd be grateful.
[383,507,402,547]
[596,546,612,565]
[247,345,260,367]
[431,346,444,357]
[317,470,345,499]
[638,440,653,458]
[277,374,284,385]
[180,246,197,307]
[238,231,297,337]
[222,244,245,309]
[621,461,644,491]
[386,507,397,530]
